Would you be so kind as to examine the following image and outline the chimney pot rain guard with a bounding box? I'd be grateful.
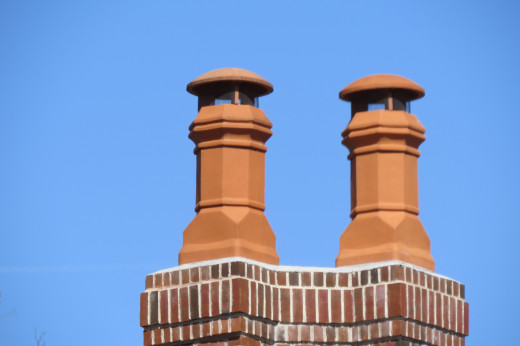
[179,68,279,265]
[336,74,435,271]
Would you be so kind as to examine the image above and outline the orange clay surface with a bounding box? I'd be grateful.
[179,69,279,265]
[336,75,435,271]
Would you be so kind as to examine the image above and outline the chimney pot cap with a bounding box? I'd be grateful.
[187,68,273,97]
[340,74,425,102]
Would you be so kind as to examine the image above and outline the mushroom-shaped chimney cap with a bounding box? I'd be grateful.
[339,74,425,102]
[187,68,273,97]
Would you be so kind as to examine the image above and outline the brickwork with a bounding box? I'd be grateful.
[141,258,468,345]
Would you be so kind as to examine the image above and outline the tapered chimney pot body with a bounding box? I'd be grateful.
[179,68,279,265]
[336,74,434,271]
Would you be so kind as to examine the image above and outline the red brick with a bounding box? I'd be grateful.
[190,267,199,283]
[440,278,446,293]
[163,273,171,287]
[211,264,220,279]
[293,289,303,322]
[390,266,404,281]
[181,269,189,284]
[338,272,349,287]
[359,324,368,340]
[250,282,257,315]
[257,283,264,317]
[318,289,329,323]
[380,266,389,282]
[200,266,210,281]
[453,282,459,297]
[140,292,149,326]
[326,326,335,342]
[314,325,324,343]
[300,325,311,342]
[163,328,171,344]
[280,288,291,321]
[192,323,200,339]
[392,319,405,336]
[365,286,375,320]
[269,270,275,284]
[408,285,414,318]
[179,287,189,322]
[405,267,412,283]
[287,325,298,342]
[457,300,463,334]
[370,323,379,339]
[387,283,406,318]
[314,272,324,286]
[277,271,287,286]
[144,330,152,346]
[419,271,425,286]
[343,290,354,323]
[428,291,435,324]
[415,286,421,320]
[361,270,369,285]
[150,291,159,325]
[302,272,312,286]
[171,271,180,285]
[145,275,154,289]
[376,285,385,319]
[350,272,359,287]
[436,292,442,326]
[221,280,230,314]
[421,288,428,322]
[202,321,210,338]
[272,287,279,321]
[222,263,229,278]
[433,276,440,291]
[354,287,363,321]
[153,329,161,344]
[352,326,359,342]
[289,272,299,286]
[155,274,163,289]
[412,269,419,285]
[252,265,259,281]
[335,325,346,342]
[201,283,210,318]
[211,282,219,316]
[181,325,190,341]
[326,272,336,287]
[426,274,432,289]
[371,268,379,284]
[190,285,199,319]
[261,268,268,283]
[305,289,316,323]
[443,295,449,329]
[265,285,272,319]
[231,278,245,312]
[380,320,390,337]
[169,289,179,323]
[331,290,341,322]
[450,297,456,331]
[160,290,169,324]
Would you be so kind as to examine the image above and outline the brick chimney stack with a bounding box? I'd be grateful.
[139,71,468,345]
[336,74,435,271]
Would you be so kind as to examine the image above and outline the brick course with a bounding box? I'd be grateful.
[141,259,468,345]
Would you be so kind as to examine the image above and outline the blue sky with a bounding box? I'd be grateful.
[1,1,519,345]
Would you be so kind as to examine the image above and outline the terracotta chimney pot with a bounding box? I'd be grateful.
[178,68,279,265]
[336,74,435,271]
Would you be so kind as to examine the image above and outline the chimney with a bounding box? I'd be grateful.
[140,72,468,345]
[178,68,279,265]
[336,74,435,271]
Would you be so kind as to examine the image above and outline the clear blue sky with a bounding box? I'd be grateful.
[1,1,518,345]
